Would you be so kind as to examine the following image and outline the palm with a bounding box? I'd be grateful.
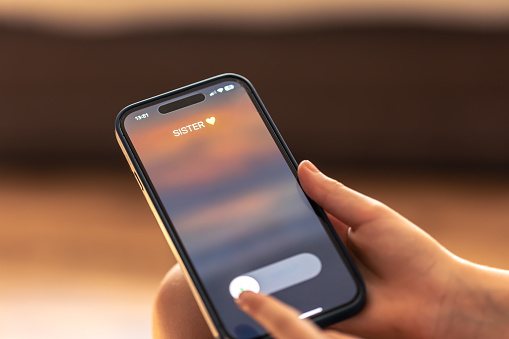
[325,209,454,339]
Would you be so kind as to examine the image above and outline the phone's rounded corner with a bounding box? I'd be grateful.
[311,262,366,329]
[314,288,366,329]
[115,104,133,139]
[348,281,367,318]
[346,247,367,315]
[213,72,248,82]
[209,73,253,90]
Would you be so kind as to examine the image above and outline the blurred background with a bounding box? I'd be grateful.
[1,0,509,338]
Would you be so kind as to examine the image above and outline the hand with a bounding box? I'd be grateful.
[153,161,509,339]
[234,161,509,339]
[236,291,359,339]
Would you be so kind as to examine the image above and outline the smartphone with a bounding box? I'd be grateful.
[115,74,365,339]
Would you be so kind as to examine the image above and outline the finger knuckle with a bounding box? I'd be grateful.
[359,199,391,223]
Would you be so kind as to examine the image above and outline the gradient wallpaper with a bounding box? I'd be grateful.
[123,79,359,338]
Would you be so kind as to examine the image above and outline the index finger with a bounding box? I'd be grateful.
[298,161,398,229]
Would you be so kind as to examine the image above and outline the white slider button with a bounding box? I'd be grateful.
[229,276,261,299]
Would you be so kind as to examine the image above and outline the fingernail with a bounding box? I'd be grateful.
[234,291,250,312]
[301,160,320,173]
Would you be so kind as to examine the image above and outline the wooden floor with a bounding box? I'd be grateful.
[1,167,508,339]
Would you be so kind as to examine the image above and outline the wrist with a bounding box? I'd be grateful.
[435,258,509,338]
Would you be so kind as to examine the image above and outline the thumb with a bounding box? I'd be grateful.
[236,291,357,339]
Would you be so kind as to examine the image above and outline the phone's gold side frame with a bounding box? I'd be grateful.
[116,132,220,339]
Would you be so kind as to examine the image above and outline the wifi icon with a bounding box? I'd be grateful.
[217,88,224,93]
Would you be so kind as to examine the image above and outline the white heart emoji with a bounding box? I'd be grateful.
[206,117,215,125]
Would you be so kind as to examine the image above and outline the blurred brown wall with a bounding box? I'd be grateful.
[1,23,509,170]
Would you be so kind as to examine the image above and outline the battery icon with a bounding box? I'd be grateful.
[224,84,234,91]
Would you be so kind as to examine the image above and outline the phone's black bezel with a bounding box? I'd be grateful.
[115,73,365,339]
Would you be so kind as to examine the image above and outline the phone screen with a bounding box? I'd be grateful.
[121,77,361,338]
